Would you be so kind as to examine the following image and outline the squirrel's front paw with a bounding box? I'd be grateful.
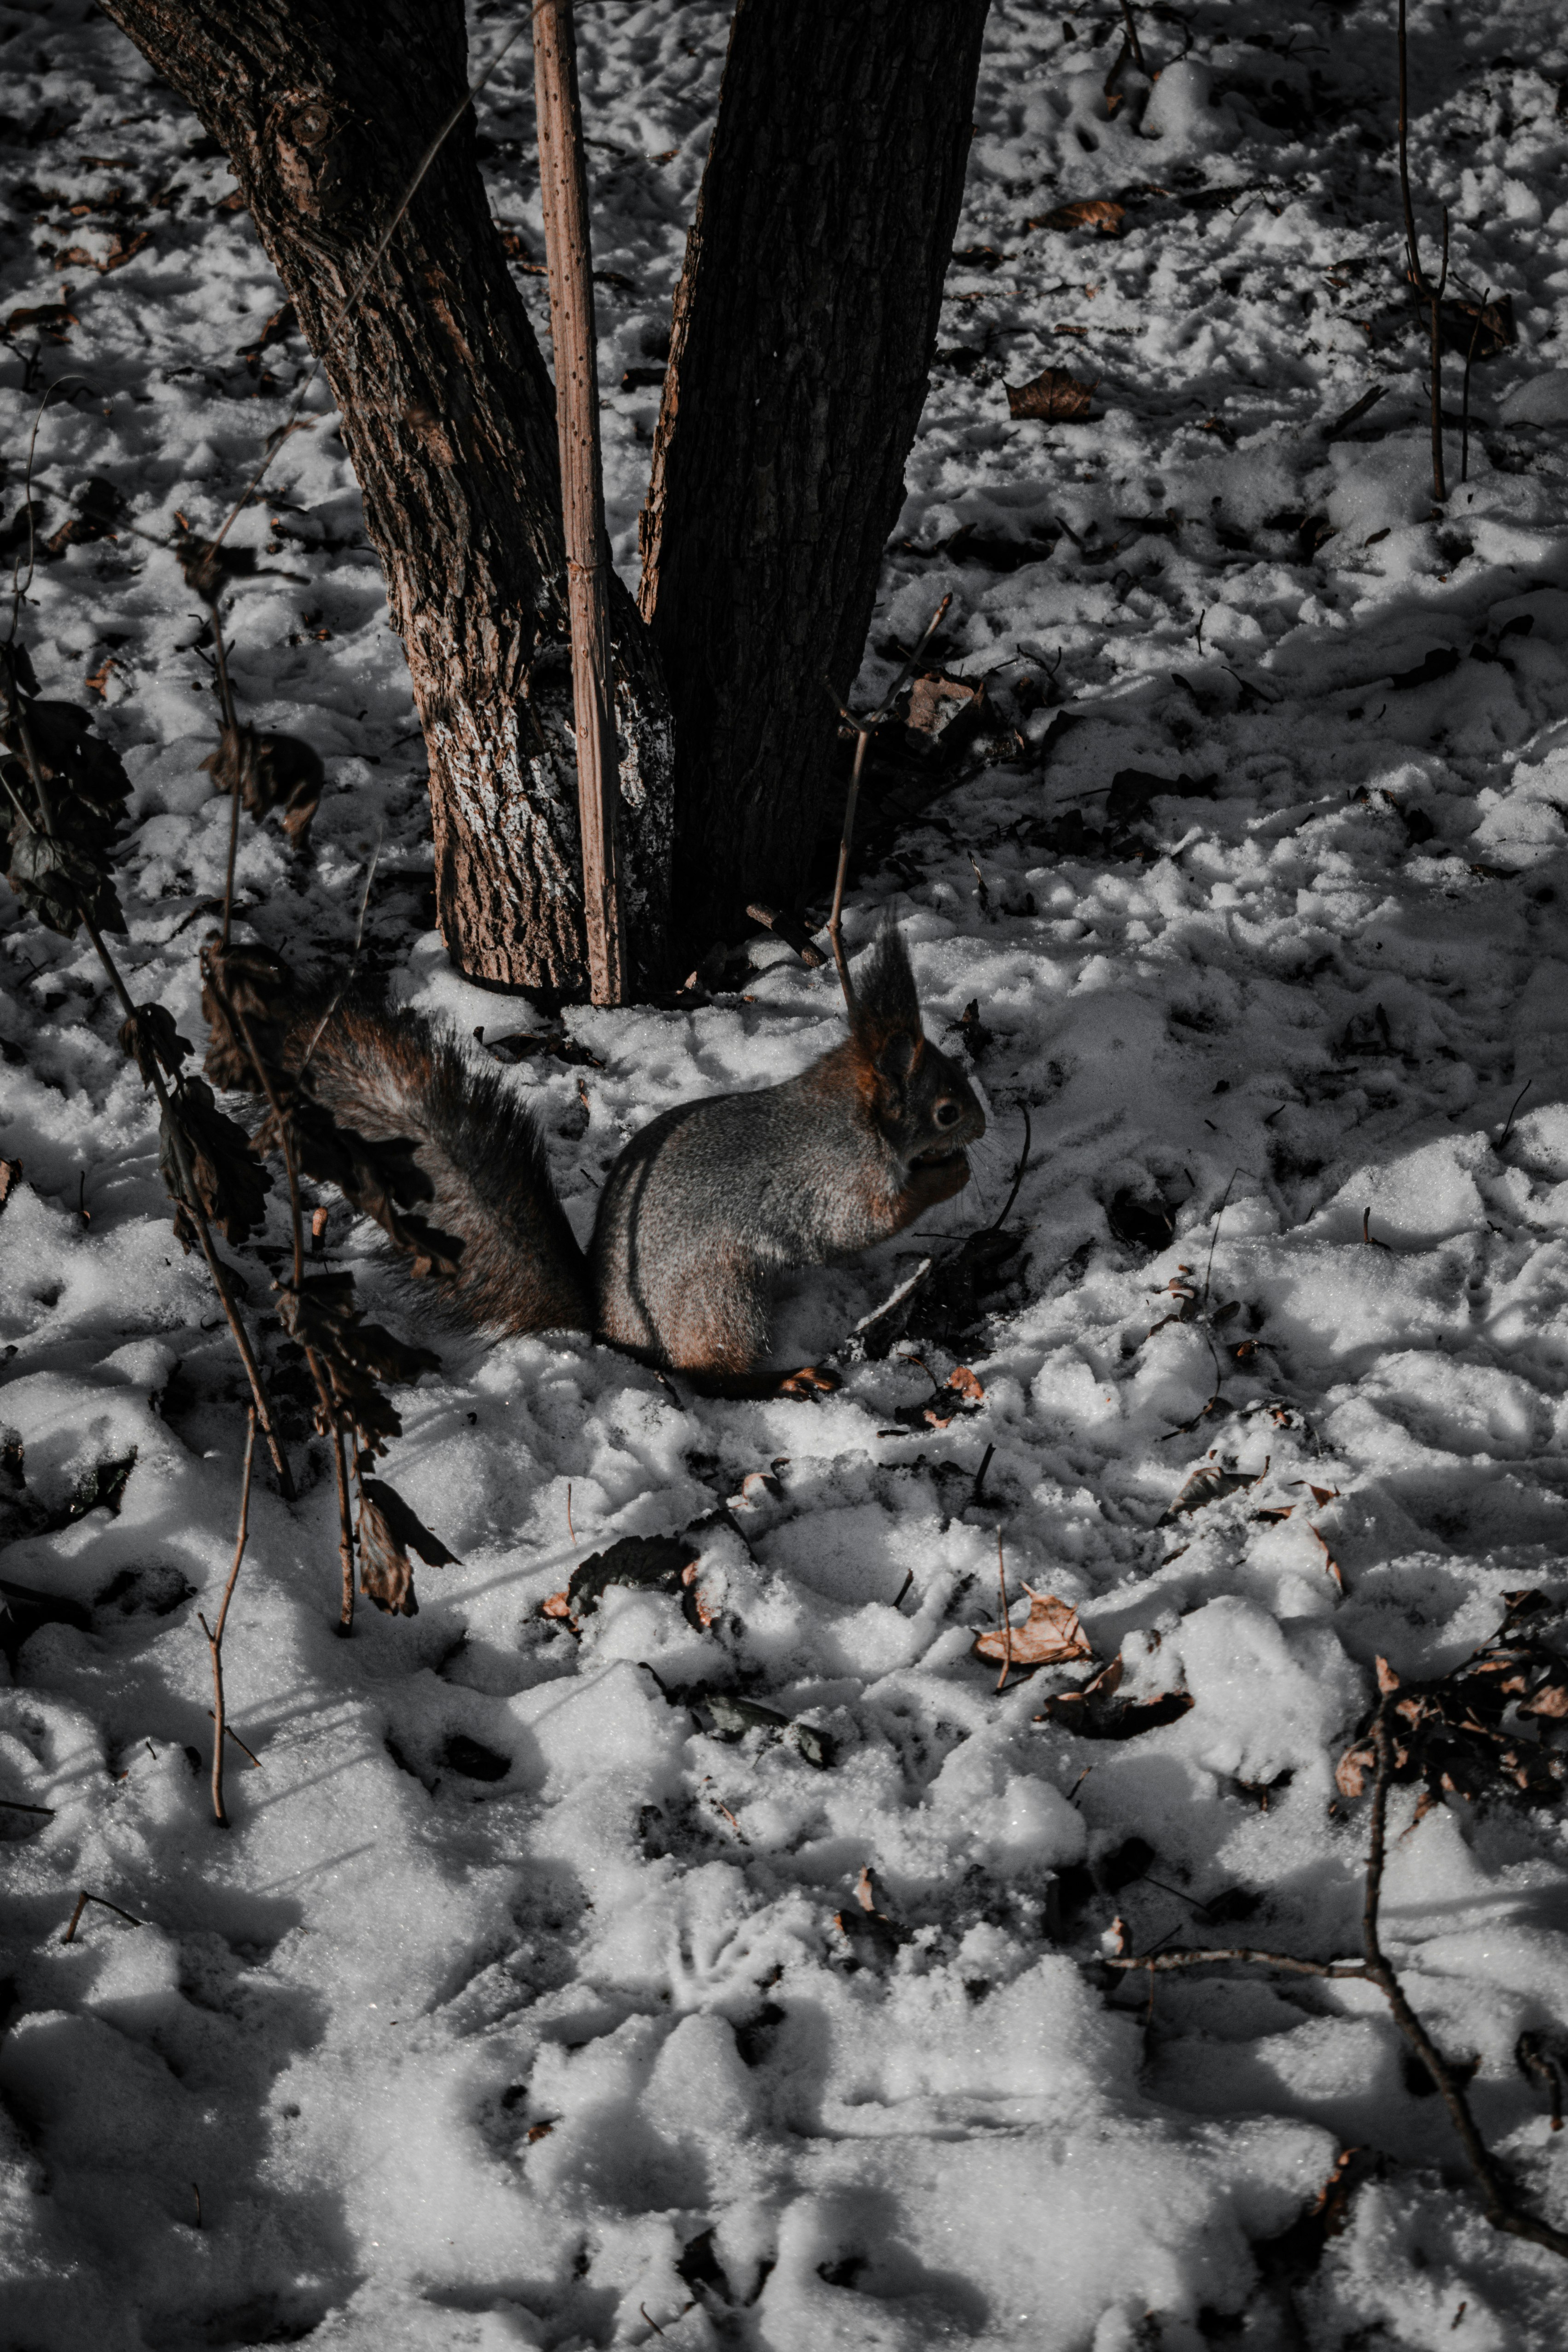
[776,1364,840,1397]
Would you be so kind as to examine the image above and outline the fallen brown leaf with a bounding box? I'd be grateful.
[973,1586,1092,1670]
[1031,198,1125,236]
[5,298,77,340]
[1006,367,1094,423]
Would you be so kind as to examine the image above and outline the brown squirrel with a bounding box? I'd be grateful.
[283,925,984,1390]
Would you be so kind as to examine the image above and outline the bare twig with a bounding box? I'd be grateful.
[1108,1947,1368,1981]
[219,981,357,1627]
[0,1797,54,1816]
[1201,1165,1243,1311]
[988,1106,1033,1234]
[207,599,253,952]
[1461,286,1488,485]
[827,727,870,1014]
[825,594,952,1011]
[746,901,828,969]
[972,1441,996,1509]
[995,1528,1013,1693]
[0,681,291,1492]
[296,827,381,1081]
[1496,1077,1532,1153]
[61,1889,145,1943]
[198,1409,256,1827]
[205,1712,262,1769]
[1109,1700,1568,2259]
[1397,0,1446,500]
[1118,0,1147,75]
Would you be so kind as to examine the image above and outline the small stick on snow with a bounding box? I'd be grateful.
[1461,287,1488,485]
[1496,1078,1532,1153]
[199,1407,256,1828]
[61,1890,145,1944]
[973,1442,996,1510]
[995,1529,1012,1693]
[205,1712,262,1769]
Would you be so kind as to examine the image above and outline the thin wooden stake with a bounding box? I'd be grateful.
[200,1408,256,1826]
[823,593,953,1014]
[827,726,869,1014]
[533,0,626,1007]
[1461,286,1488,484]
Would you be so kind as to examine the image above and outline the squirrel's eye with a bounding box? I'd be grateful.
[934,1100,962,1128]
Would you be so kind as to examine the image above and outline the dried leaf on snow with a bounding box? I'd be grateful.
[542,1531,704,1629]
[1006,367,1095,423]
[1031,198,1126,236]
[1036,1653,1194,1740]
[973,1587,1092,1670]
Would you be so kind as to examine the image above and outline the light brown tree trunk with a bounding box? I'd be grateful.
[639,0,990,949]
[99,0,672,994]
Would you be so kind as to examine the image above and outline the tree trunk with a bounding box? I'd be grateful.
[100,0,672,995]
[639,0,990,949]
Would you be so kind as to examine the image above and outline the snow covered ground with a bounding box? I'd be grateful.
[6,0,1568,2343]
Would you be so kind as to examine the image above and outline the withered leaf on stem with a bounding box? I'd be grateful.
[118,1002,191,1085]
[174,535,258,600]
[973,1587,1093,1670]
[0,693,133,937]
[1006,368,1095,423]
[275,1273,438,1458]
[200,938,296,1089]
[202,724,324,847]
[159,1079,271,1248]
[355,1475,458,1618]
[1335,1590,1568,1808]
[277,1108,461,1280]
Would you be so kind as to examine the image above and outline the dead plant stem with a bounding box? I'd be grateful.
[1461,287,1488,484]
[995,1530,1012,1693]
[226,990,356,1630]
[199,1408,256,1827]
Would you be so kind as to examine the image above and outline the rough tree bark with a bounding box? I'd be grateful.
[639,0,991,946]
[100,0,672,995]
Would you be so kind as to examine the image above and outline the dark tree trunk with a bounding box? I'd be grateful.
[639,0,990,949]
[99,0,672,995]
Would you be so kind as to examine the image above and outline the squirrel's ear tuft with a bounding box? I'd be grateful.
[851,923,921,1048]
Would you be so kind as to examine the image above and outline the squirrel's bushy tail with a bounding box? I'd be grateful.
[289,999,591,1335]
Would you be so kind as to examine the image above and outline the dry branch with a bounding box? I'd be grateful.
[1107,1696,1568,2259]
[198,1409,256,1827]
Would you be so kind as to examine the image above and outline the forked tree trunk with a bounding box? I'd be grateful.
[639,0,990,946]
[100,0,672,994]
